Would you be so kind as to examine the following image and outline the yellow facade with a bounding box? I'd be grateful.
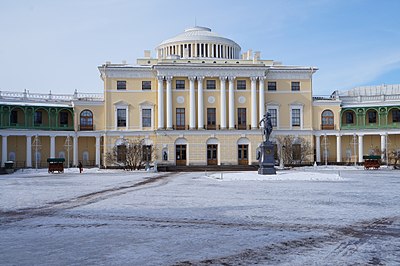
[2,26,399,169]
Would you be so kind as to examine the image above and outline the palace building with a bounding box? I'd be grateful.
[0,26,399,168]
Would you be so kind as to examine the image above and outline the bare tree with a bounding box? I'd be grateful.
[105,137,157,170]
[276,135,313,165]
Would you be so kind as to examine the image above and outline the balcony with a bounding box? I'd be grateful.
[340,122,400,130]
[0,123,74,131]
[79,124,95,131]
[320,124,335,130]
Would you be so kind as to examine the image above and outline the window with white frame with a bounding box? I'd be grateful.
[117,109,126,127]
[139,102,155,129]
[266,103,280,128]
[267,108,277,127]
[291,109,301,126]
[142,109,151,127]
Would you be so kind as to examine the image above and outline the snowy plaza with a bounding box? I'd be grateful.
[1,167,399,265]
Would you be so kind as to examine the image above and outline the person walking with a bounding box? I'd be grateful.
[78,162,83,173]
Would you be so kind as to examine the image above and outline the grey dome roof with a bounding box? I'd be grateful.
[157,26,240,48]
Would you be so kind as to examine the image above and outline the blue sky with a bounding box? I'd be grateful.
[1,0,400,95]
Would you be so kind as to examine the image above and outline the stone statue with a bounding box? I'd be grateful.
[258,112,276,175]
[259,112,273,143]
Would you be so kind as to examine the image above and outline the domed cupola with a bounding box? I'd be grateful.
[156,26,241,59]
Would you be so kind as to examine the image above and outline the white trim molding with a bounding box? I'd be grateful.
[290,102,304,130]
[266,102,280,130]
[114,100,130,130]
[139,101,155,130]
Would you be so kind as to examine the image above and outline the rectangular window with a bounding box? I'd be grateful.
[393,110,400,122]
[142,81,151,90]
[117,109,126,127]
[34,111,42,125]
[60,111,68,125]
[142,109,151,127]
[237,80,246,90]
[267,81,277,91]
[117,80,126,90]
[292,109,301,126]
[176,108,185,130]
[206,80,216,90]
[237,108,247,129]
[291,81,300,91]
[176,80,185,90]
[10,110,18,124]
[207,108,216,129]
[292,144,301,161]
[267,109,277,127]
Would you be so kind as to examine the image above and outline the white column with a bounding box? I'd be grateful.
[50,136,56,158]
[2,135,7,167]
[166,76,173,129]
[197,76,204,129]
[73,135,78,166]
[228,76,235,129]
[95,136,101,167]
[250,77,258,129]
[380,134,386,160]
[336,134,342,163]
[316,135,321,163]
[259,77,265,124]
[26,135,32,167]
[358,134,364,163]
[157,76,164,129]
[219,76,227,129]
[189,76,196,129]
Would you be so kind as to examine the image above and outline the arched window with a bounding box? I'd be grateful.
[321,110,334,129]
[343,110,355,125]
[391,108,400,123]
[80,110,93,130]
[366,109,377,124]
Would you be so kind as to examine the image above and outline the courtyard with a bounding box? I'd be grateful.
[0,167,399,265]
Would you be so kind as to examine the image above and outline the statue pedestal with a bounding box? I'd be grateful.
[258,141,276,175]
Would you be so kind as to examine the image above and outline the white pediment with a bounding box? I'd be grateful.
[266,101,280,107]
[139,100,155,106]
[290,101,304,106]
[113,100,130,106]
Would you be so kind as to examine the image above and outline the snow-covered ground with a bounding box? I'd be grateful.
[0,166,399,265]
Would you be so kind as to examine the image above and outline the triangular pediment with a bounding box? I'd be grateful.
[290,101,304,106]
[266,101,280,106]
[139,100,154,106]
[113,100,130,106]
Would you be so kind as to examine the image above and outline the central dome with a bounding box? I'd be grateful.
[156,26,241,59]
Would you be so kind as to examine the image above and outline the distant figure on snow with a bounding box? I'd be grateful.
[78,162,83,173]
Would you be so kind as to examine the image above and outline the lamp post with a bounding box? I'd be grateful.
[32,134,41,170]
[64,135,72,169]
